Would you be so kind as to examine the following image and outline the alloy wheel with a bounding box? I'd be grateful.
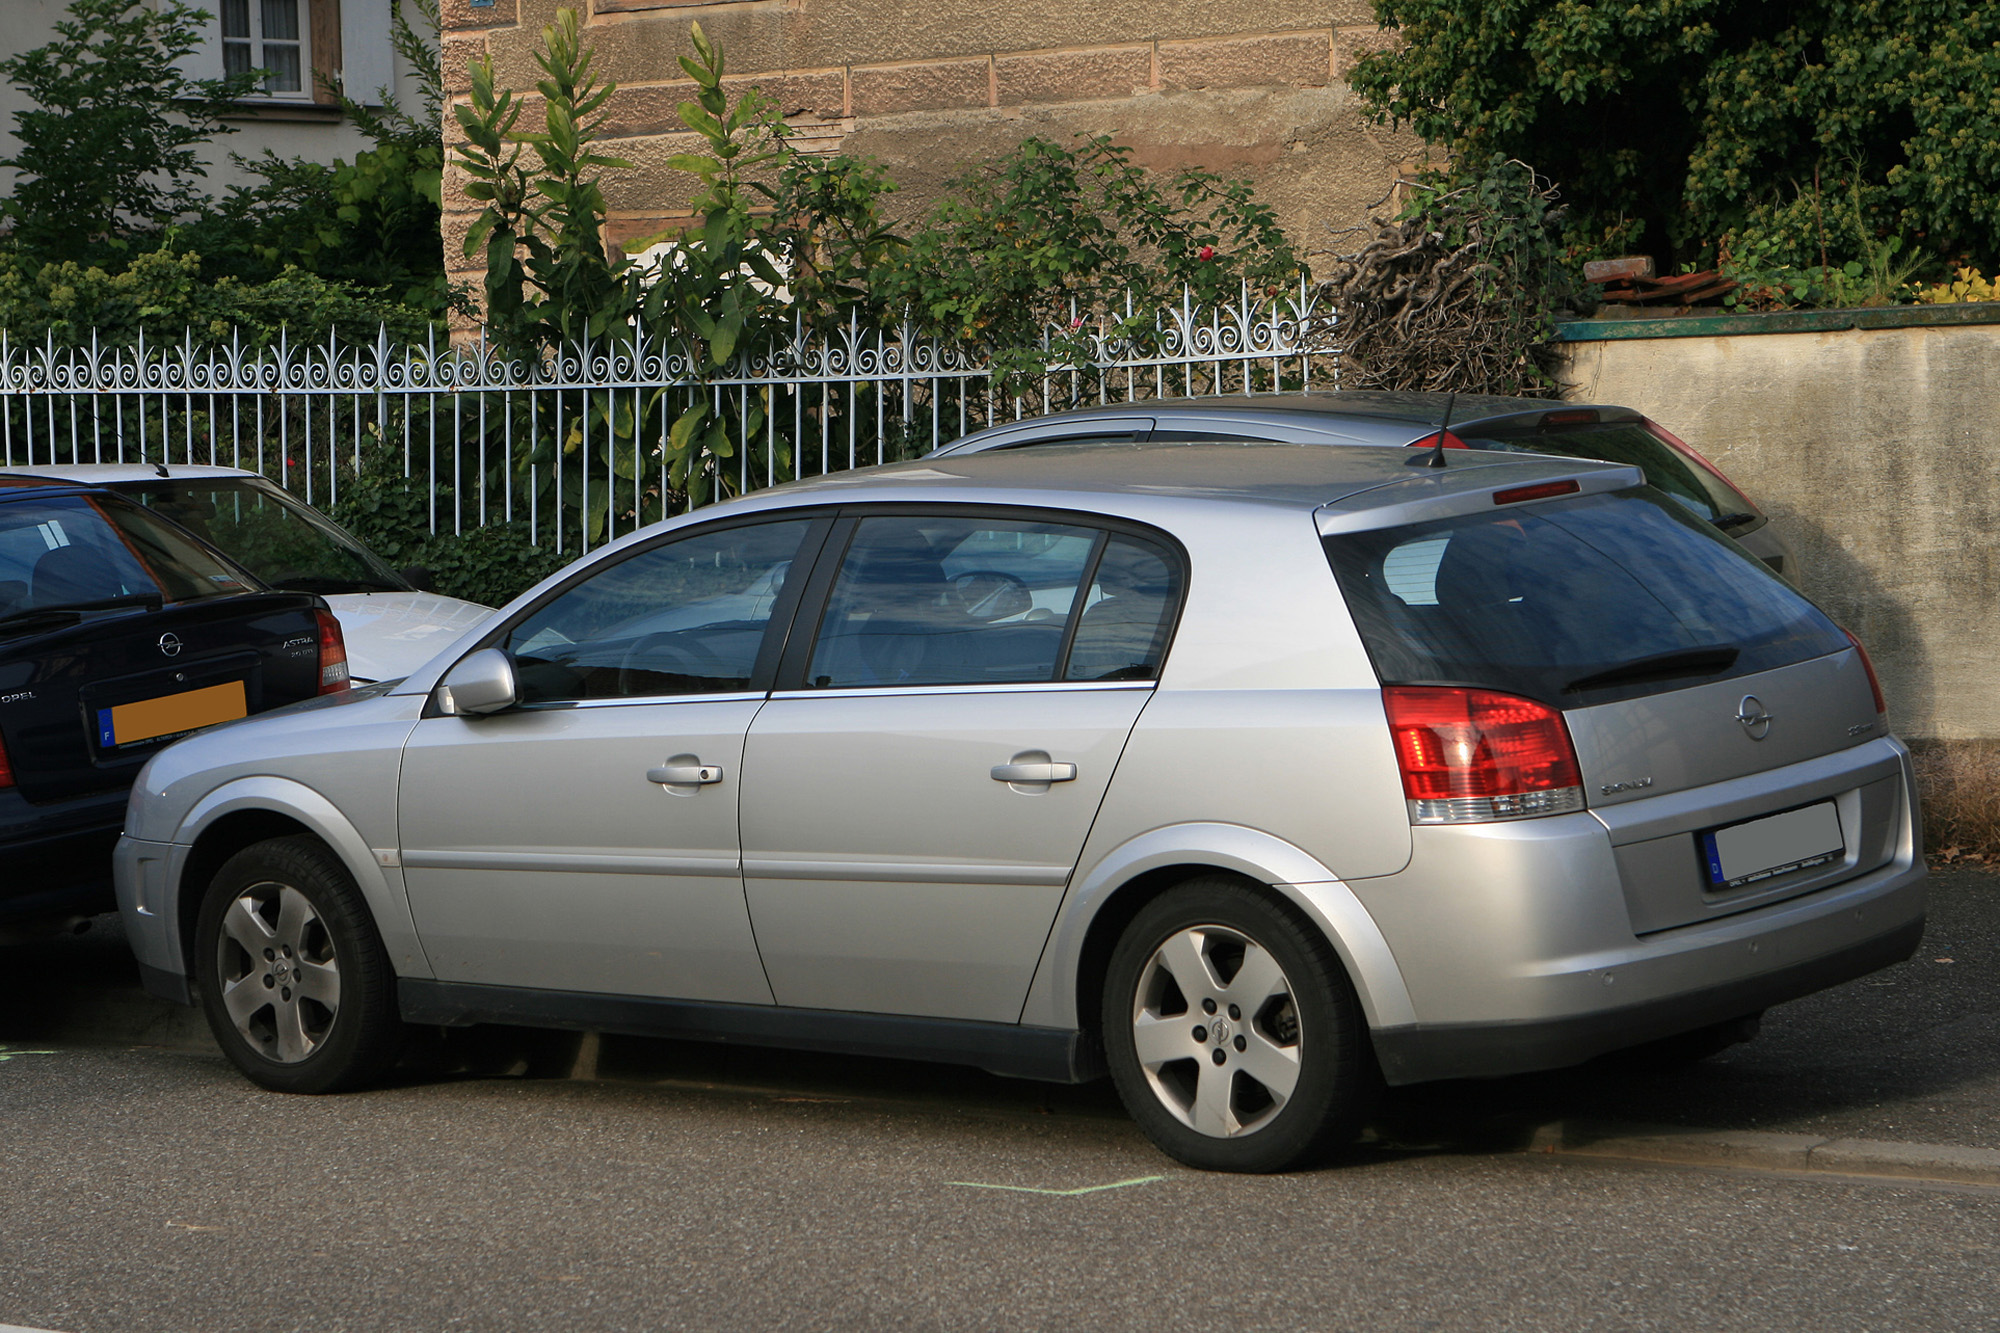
[1130,924,1303,1138]
[213,881,343,1064]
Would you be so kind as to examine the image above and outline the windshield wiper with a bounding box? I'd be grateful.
[1713,512,1759,531]
[1564,646,1740,694]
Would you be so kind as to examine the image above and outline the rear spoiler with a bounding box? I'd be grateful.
[1315,459,1644,536]
[1437,404,1645,439]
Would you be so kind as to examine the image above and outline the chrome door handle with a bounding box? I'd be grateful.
[990,761,1078,784]
[648,763,724,785]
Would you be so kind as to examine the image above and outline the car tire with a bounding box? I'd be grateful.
[195,834,404,1094]
[1101,877,1371,1173]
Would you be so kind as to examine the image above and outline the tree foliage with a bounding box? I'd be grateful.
[876,136,1304,381]
[1349,0,2000,274]
[180,0,453,315]
[0,0,257,265]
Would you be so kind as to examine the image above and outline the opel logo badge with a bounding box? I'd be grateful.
[157,632,183,658]
[1736,694,1772,740]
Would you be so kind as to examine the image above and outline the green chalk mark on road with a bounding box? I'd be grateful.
[0,1046,57,1062]
[947,1175,1164,1196]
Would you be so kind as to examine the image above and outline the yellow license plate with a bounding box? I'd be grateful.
[97,681,247,748]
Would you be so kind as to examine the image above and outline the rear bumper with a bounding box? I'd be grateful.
[1354,735,1927,1084]
[0,787,128,921]
[1372,888,1923,1083]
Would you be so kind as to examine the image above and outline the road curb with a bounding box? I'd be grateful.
[1527,1119,2000,1188]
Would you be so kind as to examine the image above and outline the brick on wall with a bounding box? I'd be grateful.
[1333,24,1399,80]
[587,72,847,139]
[1156,31,1330,91]
[849,58,991,115]
[440,33,488,95]
[440,0,516,32]
[993,45,1152,106]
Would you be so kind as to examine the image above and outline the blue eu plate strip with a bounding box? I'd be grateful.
[97,707,116,748]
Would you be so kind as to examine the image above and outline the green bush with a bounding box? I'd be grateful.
[872,134,1305,383]
[0,0,453,332]
[330,446,575,608]
[0,245,432,347]
[1350,0,2000,280]
[177,0,455,318]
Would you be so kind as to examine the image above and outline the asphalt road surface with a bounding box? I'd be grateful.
[0,869,1994,1332]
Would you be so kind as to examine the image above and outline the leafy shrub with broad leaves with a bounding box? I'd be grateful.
[0,244,429,347]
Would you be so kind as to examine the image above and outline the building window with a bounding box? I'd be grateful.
[222,0,309,97]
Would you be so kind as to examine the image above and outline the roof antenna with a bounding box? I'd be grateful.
[1407,391,1457,468]
[153,458,169,478]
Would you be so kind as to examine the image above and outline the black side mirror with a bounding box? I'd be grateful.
[400,566,437,592]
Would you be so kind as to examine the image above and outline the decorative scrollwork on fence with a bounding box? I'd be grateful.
[0,287,1336,551]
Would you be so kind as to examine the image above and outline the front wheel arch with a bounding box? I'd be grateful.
[178,810,316,980]
[163,777,433,989]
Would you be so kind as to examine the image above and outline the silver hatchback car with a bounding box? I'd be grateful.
[114,443,1925,1172]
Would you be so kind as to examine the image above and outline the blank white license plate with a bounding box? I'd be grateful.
[1702,801,1844,890]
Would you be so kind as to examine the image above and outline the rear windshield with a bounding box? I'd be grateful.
[1323,487,1848,706]
[116,477,407,595]
[0,493,255,618]
[1463,422,1752,525]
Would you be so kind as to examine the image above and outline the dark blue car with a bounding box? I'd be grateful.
[0,475,348,930]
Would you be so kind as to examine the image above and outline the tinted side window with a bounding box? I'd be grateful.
[804,516,1183,689]
[1066,534,1182,681]
[808,516,1093,688]
[505,520,810,703]
[989,432,1147,451]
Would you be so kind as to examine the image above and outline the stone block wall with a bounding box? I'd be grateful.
[438,0,1422,314]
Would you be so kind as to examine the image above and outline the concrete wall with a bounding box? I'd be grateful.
[439,0,1422,298]
[1558,317,2000,743]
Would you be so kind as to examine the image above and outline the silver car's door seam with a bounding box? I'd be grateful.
[740,858,1071,886]
[402,850,740,876]
[737,691,783,1003]
[1011,682,1166,1025]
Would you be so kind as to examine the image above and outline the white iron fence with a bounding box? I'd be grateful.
[0,289,1336,556]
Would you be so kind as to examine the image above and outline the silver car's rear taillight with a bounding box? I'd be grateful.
[1383,686,1585,824]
